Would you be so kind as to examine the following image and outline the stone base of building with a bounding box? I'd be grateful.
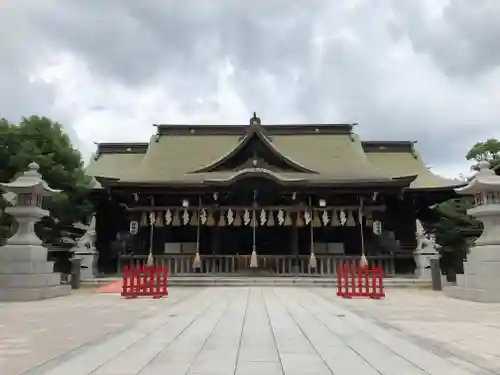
[0,244,71,301]
[443,284,500,303]
[0,285,71,302]
[443,244,500,303]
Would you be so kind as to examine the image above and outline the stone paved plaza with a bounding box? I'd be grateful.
[0,287,499,375]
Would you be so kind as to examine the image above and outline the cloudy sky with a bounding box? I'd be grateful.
[1,0,499,178]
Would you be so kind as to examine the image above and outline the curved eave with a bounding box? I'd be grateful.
[203,168,306,184]
[407,183,466,193]
[0,181,61,195]
[101,174,416,189]
[190,128,317,174]
[455,180,496,195]
[93,176,120,188]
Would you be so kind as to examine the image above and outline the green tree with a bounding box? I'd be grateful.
[423,198,481,279]
[424,199,481,247]
[0,116,92,244]
[466,138,500,171]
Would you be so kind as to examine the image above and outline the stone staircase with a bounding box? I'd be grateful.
[85,275,431,289]
[166,276,431,288]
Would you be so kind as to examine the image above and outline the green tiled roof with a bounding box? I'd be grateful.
[86,153,145,179]
[116,133,395,183]
[86,142,148,180]
[364,150,462,189]
[86,125,459,190]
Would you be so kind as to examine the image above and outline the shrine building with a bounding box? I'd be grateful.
[86,114,462,276]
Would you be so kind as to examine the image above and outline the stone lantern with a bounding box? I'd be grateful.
[444,160,500,302]
[0,162,71,301]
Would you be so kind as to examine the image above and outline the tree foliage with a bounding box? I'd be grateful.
[421,137,500,275]
[424,199,481,247]
[466,138,500,171]
[0,116,92,244]
[422,198,481,277]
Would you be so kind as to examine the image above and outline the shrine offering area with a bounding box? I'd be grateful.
[86,115,462,277]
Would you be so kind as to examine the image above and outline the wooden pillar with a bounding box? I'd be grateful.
[291,225,299,272]
[291,225,299,255]
[211,226,218,255]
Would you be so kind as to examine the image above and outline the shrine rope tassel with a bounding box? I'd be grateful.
[121,264,168,299]
[336,263,385,299]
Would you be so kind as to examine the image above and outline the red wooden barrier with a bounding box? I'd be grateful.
[121,264,168,299]
[336,263,385,299]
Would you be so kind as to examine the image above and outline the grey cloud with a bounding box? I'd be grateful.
[391,0,500,77]
[1,0,499,172]
[0,2,80,147]
[23,0,322,86]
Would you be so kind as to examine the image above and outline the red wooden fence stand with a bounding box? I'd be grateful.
[336,263,385,299]
[121,264,168,299]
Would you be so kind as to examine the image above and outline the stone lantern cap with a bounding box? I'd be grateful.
[0,162,61,196]
[455,161,500,195]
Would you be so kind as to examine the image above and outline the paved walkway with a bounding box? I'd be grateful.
[0,287,497,375]
[316,288,500,375]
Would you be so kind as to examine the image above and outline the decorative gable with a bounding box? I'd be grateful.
[191,113,317,174]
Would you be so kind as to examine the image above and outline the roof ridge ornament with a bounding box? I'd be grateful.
[250,112,261,126]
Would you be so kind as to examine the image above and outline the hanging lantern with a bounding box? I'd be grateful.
[129,220,138,235]
[312,212,322,228]
[164,209,173,226]
[346,210,356,226]
[154,211,164,227]
[267,210,275,226]
[321,210,329,226]
[227,209,235,226]
[277,210,285,226]
[182,210,190,225]
[171,210,181,226]
[233,211,242,226]
[339,210,347,226]
[140,212,148,227]
[218,211,226,226]
[190,210,198,226]
[200,209,208,225]
[243,209,251,226]
[206,212,216,227]
[372,220,382,235]
[331,210,340,226]
[259,209,267,226]
[304,210,311,225]
[284,211,292,226]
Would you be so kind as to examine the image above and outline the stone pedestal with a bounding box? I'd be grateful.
[75,249,98,281]
[444,244,500,302]
[443,161,500,303]
[0,162,71,301]
[0,245,70,301]
[414,250,439,280]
